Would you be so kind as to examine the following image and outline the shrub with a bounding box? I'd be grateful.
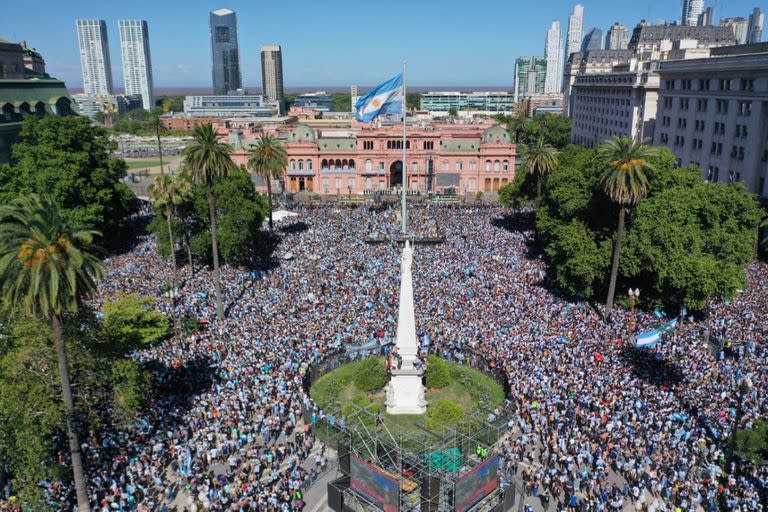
[353,357,388,392]
[426,400,464,431]
[425,355,451,389]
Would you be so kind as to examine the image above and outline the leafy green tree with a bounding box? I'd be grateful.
[148,175,192,282]
[426,400,464,431]
[248,134,287,230]
[182,124,236,321]
[524,114,572,149]
[533,144,760,312]
[97,293,170,356]
[425,354,451,389]
[0,116,136,244]
[352,358,388,392]
[598,136,656,321]
[0,194,104,512]
[189,170,268,264]
[406,92,421,111]
[521,136,559,199]
[447,107,458,116]
[332,94,352,112]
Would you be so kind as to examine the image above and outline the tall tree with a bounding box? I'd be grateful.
[521,136,559,199]
[598,136,656,321]
[148,175,192,282]
[148,113,168,175]
[508,109,530,143]
[248,134,287,231]
[0,194,105,512]
[182,124,235,321]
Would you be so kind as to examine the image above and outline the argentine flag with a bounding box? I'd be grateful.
[635,329,661,348]
[354,74,403,122]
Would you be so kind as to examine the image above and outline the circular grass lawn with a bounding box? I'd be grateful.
[309,355,505,436]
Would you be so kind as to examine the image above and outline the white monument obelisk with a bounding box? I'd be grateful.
[386,240,427,414]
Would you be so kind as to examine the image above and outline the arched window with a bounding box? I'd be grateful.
[485,160,491,171]
[335,159,342,168]
[307,160,313,170]
[365,159,373,171]
[387,140,391,149]
[342,159,348,169]
[349,159,355,169]
[290,159,296,169]
[406,141,410,149]
[34,101,46,117]
[494,160,500,171]
[298,160,304,170]
[321,159,328,169]
[502,160,509,171]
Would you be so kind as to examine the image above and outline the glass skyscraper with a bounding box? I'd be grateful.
[210,8,242,95]
[118,20,154,110]
[514,56,547,102]
[76,19,113,96]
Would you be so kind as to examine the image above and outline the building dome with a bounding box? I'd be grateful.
[482,124,511,144]
[289,124,316,143]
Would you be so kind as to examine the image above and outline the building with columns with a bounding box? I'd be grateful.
[220,119,516,195]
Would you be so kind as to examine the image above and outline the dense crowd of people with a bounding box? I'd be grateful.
[3,203,766,511]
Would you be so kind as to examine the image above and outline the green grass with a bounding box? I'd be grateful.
[309,356,505,441]
[125,159,163,170]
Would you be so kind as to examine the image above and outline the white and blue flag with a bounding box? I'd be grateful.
[354,74,403,122]
[635,329,661,348]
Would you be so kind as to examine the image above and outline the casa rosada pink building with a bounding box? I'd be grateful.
[218,117,517,195]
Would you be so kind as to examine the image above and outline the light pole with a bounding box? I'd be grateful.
[164,287,180,334]
[628,288,640,337]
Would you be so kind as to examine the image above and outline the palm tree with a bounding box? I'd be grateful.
[149,113,168,175]
[182,124,235,321]
[521,136,559,199]
[0,194,104,512]
[509,109,530,143]
[598,136,656,321]
[148,175,192,283]
[248,134,288,231]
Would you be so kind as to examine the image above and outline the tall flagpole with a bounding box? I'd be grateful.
[401,61,407,234]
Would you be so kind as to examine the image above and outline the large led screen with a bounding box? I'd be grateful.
[454,455,499,512]
[349,454,399,512]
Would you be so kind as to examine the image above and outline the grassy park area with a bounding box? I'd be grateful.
[309,355,505,438]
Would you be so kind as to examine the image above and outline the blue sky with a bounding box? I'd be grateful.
[1,0,762,89]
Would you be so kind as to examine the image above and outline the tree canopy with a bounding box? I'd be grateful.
[0,116,136,244]
[502,145,762,311]
[494,112,572,149]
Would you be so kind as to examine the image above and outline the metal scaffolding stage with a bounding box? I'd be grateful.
[303,351,520,512]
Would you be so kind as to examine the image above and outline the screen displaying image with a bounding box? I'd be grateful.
[454,455,499,512]
[350,454,400,512]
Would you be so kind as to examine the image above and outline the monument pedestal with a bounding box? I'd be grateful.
[386,367,427,415]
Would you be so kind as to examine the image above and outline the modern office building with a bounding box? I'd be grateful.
[606,23,630,50]
[682,0,705,26]
[183,92,279,117]
[514,56,547,102]
[698,7,714,27]
[1,40,74,162]
[581,27,603,51]
[747,8,764,44]
[653,44,768,197]
[545,21,565,93]
[721,17,750,45]
[261,45,284,103]
[566,4,584,59]
[76,19,113,95]
[419,91,515,112]
[118,20,154,110]
[222,119,516,195]
[210,8,242,95]
[294,92,333,112]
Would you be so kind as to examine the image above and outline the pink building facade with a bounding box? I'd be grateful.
[223,118,516,195]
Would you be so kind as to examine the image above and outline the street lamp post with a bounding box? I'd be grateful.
[165,287,180,334]
[628,288,640,337]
